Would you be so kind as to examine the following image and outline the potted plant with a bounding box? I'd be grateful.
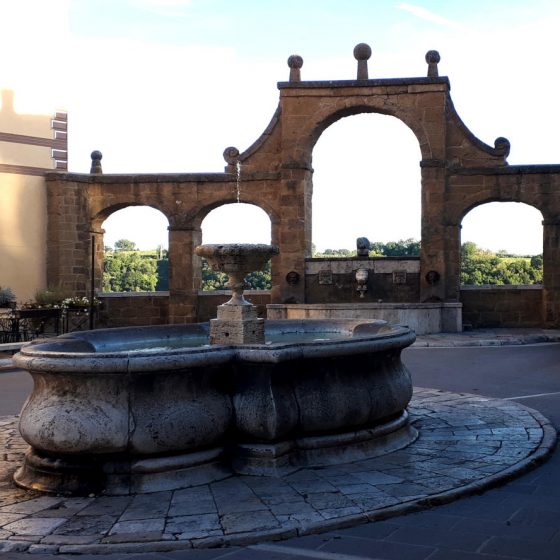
[62,296,99,313]
[0,287,16,310]
[19,288,68,336]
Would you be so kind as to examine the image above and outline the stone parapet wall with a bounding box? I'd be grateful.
[305,258,421,304]
[460,285,543,328]
[98,292,169,328]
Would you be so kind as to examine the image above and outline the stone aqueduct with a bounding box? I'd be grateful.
[46,47,560,327]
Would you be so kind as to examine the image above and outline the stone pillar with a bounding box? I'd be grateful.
[271,166,311,304]
[168,226,201,323]
[90,228,105,296]
[46,176,91,297]
[542,220,560,326]
[420,165,458,301]
[442,223,462,301]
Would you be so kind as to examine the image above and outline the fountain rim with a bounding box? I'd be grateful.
[13,319,415,373]
[194,243,280,256]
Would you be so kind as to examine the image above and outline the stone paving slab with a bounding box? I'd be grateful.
[0,387,555,555]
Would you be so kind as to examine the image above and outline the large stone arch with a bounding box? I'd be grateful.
[303,104,433,166]
[45,47,560,326]
[309,110,422,254]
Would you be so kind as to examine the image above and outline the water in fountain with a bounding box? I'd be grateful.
[235,160,241,203]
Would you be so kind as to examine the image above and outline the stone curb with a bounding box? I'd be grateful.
[0,359,13,370]
[412,333,560,348]
[6,396,554,556]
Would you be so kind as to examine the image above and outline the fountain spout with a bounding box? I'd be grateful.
[356,268,369,298]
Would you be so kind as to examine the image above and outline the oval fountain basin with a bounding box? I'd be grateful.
[13,319,416,495]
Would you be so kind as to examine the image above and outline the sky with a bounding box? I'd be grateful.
[2,0,559,254]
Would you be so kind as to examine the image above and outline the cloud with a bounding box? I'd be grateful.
[397,2,462,28]
[128,0,192,18]
[130,0,191,7]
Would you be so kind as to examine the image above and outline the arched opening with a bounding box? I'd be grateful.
[201,203,272,291]
[101,206,169,293]
[460,201,544,328]
[311,113,422,256]
[461,202,543,286]
[201,203,271,245]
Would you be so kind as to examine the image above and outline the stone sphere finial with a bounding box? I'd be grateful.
[223,146,240,165]
[353,43,372,61]
[425,50,441,77]
[287,54,304,82]
[353,43,372,80]
[90,150,103,174]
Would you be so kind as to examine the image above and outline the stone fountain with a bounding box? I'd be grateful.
[12,244,416,496]
[194,244,279,344]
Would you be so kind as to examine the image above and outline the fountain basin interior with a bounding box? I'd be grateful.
[13,319,416,496]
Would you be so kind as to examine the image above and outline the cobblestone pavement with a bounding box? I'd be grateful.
[0,387,554,555]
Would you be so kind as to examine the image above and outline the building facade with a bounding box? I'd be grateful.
[0,90,67,303]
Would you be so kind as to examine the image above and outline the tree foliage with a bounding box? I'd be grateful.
[461,243,542,285]
[200,259,271,291]
[370,238,421,257]
[313,239,421,258]
[103,241,162,292]
[114,239,137,252]
[102,239,542,292]
[103,252,159,292]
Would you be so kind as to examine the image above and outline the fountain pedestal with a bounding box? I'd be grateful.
[196,243,278,345]
[210,303,265,345]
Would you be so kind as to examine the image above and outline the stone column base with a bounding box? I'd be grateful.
[231,411,418,476]
[210,303,265,344]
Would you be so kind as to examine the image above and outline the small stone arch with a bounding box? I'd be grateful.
[191,200,279,234]
[456,199,540,230]
[92,202,171,233]
[89,204,170,298]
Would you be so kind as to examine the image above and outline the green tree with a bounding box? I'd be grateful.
[156,259,169,290]
[201,259,228,291]
[460,242,542,285]
[200,259,271,291]
[530,254,543,269]
[313,239,421,258]
[114,239,137,252]
[103,252,158,292]
[245,261,272,290]
[381,238,420,257]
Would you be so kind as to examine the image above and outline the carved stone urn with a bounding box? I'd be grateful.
[195,244,279,344]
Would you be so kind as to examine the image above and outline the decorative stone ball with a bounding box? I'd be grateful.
[425,50,441,64]
[223,146,240,164]
[353,43,372,61]
[494,137,511,157]
[287,54,303,69]
[91,150,102,161]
